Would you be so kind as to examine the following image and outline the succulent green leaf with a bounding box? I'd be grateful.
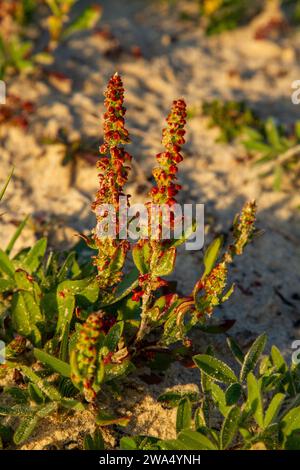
[0,278,15,293]
[132,242,151,274]
[202,235,223,278]
[220,406,241,449]
[166,430,217,450]
[13,414,39,445]
[240,334,267,382]
[226,336,244,365]
[247,372,264,428]
[34,348,71,378]
[103,321,124,352]
[96,410,130,427]
[83,428,105,450]
[23,238,47,273]
[21,366,62,401]
[0,248,15,278]
[225,382,242,406]
[158,390,200,408]
[63,5,102,38]
[271,345,287,372]
[152,246,176,277]
[281,406,300,439]
[193,354,238,384]
[176,397,192,434]
[264,393,285,428]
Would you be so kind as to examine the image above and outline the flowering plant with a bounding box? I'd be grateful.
[0,74,257,445]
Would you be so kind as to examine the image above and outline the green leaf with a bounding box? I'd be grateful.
[103,322,123,352]
[3,386,28,403]
[63,5,102,38]
[202,236,223,278]
[34,348,71,378]
[0,278,15,293]
[84,428,105,450]
[96,410,130,427]
[210,382,231,417]
[152,247,176,277]
[103,359,135,383]
[23,238,47,273]
[281,406,300,438]
[247,372,264,428]
[271,345,287,372]
[0,404,32,416]
[265,118,282,150]
[56,291,75,341]
[285,431,300,450]
[36,402,57,418]
[220,406,240,449]
[57,252,76,283]
[11,291,43,344]
[194,407,206,429]
[6,216,29,255]
[0,249,15,277]
[171,220,197,248]
[60,398,85,411]
[21,366,62,401]
[158,390,200,408]
[13,414,38,445]
[264,393,285,428]
[120,436,138,450]
[28,383,45,404]
[99,267,139,307]
[225,383,242,406]
[132,242,151,274]
[226,336,244,365]
[176,430,217,450]
[176,397,192,434]
[240,334,267,382]
[0,168,14,201]
[193,354,238,385]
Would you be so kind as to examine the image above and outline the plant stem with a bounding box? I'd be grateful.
[135,288,152,344]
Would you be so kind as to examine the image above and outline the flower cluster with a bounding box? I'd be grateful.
[91,73,132,288]
[70,312,104,402]
[195,261,228,315]
[150,99,187,208]
[230,200,257,258]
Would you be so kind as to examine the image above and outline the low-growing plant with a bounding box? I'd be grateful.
[120,334,300,450]
[0,0,101,79]
[202,99,261,143]
[198,0,263,35]
[202,99,300,190]
[0,73,258,445]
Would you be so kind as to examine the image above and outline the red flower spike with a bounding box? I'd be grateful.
[149,99,187,210]
[91,73,133,288]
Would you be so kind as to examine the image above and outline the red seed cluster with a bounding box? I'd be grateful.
[92,73,132,212]
[91,73,132,287]
[150,99,187,207]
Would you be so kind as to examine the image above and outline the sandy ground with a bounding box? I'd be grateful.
[1,0,300,448]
